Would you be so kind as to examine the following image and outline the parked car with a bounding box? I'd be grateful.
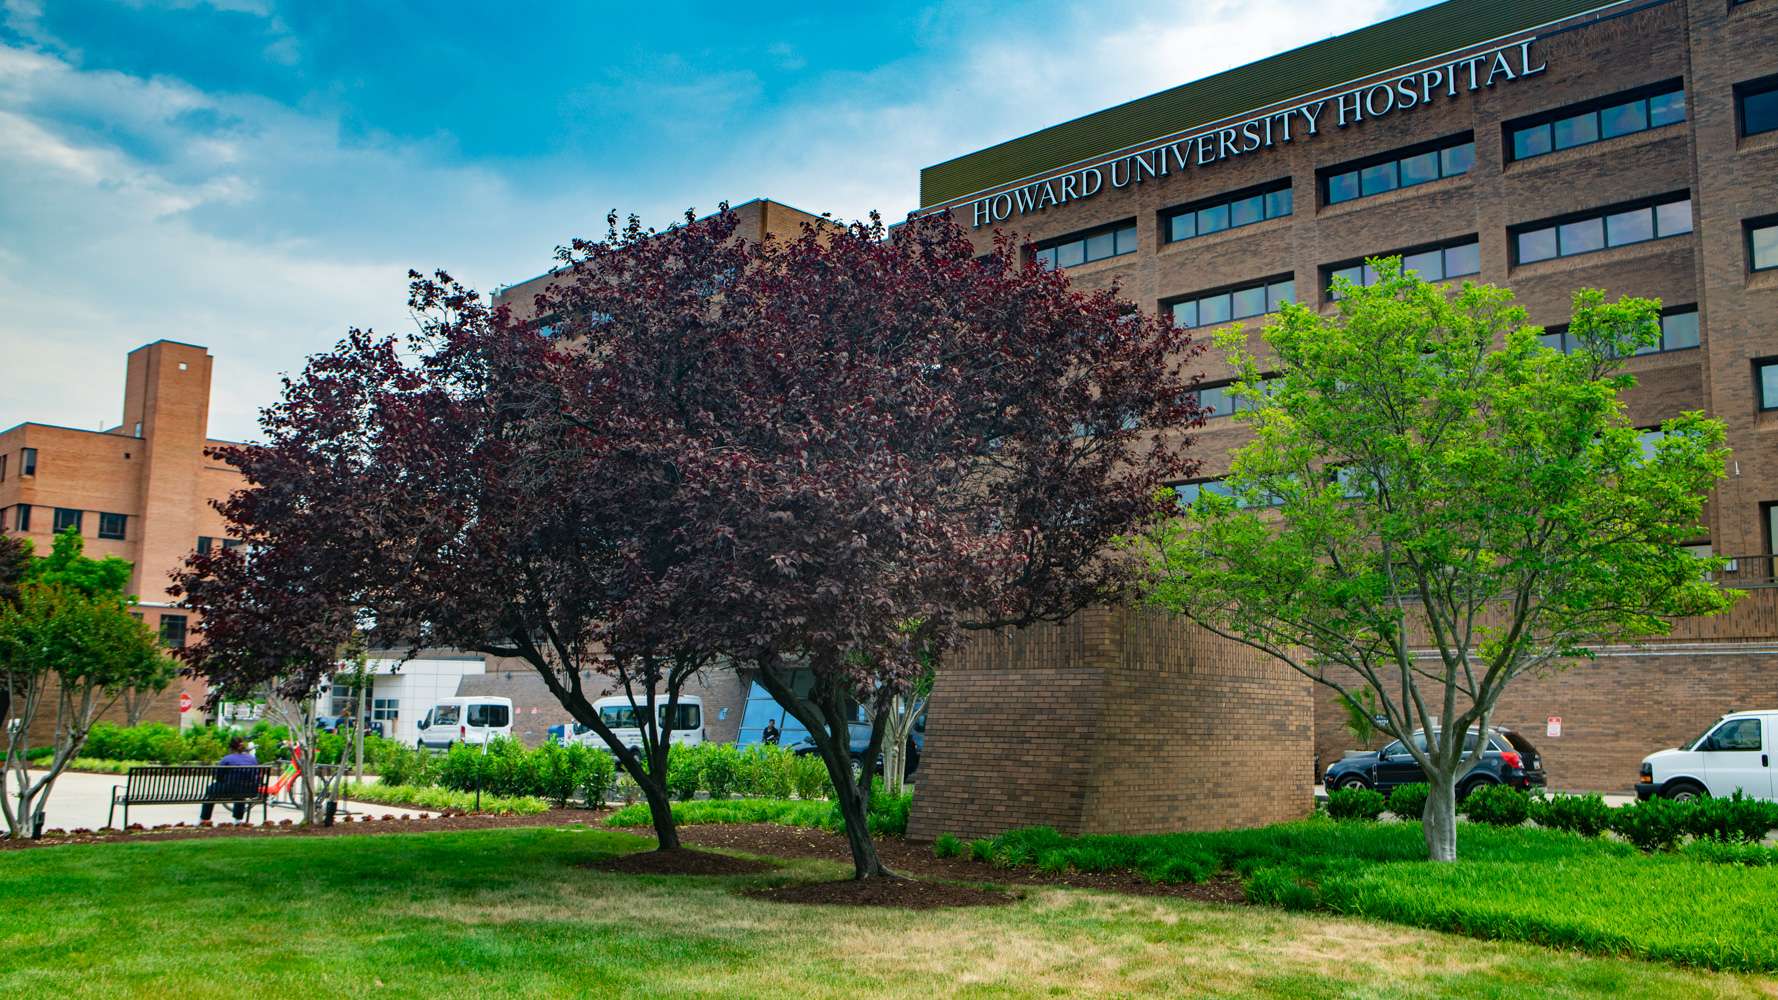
[1323,726,1546,798]
[790,718,924,775]
[1637,710,1776,802]
[414,697,513,750]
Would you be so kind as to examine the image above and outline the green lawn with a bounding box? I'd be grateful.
[0,824,1771,998]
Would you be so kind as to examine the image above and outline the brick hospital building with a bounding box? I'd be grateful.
[908,0,1778,836]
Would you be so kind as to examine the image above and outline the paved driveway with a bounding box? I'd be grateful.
[18,769,432,831]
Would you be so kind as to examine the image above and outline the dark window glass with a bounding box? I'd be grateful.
[159,615,188,649]
[1267,279,1295,311]
[1331,265,1364,290]
[1539,331,1566,352]
[1402,249,1444,279]
[1197,385,1234,418]
[197,536,213,555]
[1443,242,1481,277]
[14,505,27,532]
[1705,718,1763,751]
[1656,310,1700,352]
[98,512,126,540]
[1743,83,1778,137]
[1327,171,1360,204]
[1230,195,1265,227]
[1518,227,1558,263]
[1399,151,1440,187]
[1198,203,1230,234]
[1359,161,1398,196]
[1440,142,1475,177]
[1035,247,1057,270]
[1114,224,1140,255]
[1648,90,1686,127]
[1055,241,1085,268]
[1168,213,1196,242]
[1265,187,1293,219]
[1655,200,1692,237]
[1752,223,1778,271]
[1084,230,1115,262]
[1758,360,1778,410]
[20,448,35,476]
[1558,217,1606,256]
[1553,112,1599,150]
[0,455,6,481]
[1513,123,1553,159]
[53,507,82,534]
[1199,292,1232,326]
[1600,99,1648,139]
[1606,207,1655,247]
[467,703,510,728]
[1172,300,1198,329]
[1232,285,1267,319]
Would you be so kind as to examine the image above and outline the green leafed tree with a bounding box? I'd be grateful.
[0,529,175,838]
[1134,260,1734,861]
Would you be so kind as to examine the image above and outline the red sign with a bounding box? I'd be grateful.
[179,692,193,714]
[1546,716,1562,738]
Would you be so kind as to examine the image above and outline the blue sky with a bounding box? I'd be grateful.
[0,0,1430,441]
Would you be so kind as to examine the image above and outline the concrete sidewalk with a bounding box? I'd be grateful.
[17,769,432,832]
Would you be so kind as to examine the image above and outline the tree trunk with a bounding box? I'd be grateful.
[1423,772,1458,862]
[826,752,890,879]
[642,780,681,851]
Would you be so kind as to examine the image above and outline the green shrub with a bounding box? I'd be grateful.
[697,744,739,799]
[1685,791,1778,844]
[1460,784,1530,827]
[932,834,964,859]
[1326,786,1386,821]
[665,744,701,801]
[1387,782,1428,820]
[1610,797,1692,852]
[1245,867,1319,910]
[534,742,598,806]
[1528,792,1612,837]
[344,781,549,816]
[580,747,616,807]
[969,838,994,863]
[375,742,438,789]
[1681,838,1778,866]
[735,745,794,798]
[437,742,484,792]
[604,797,833,829]
[789,753,831,800]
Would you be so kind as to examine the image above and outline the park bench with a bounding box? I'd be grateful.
[107,764,276,829]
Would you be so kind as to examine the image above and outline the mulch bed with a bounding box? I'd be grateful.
[0,808,601,851]
[583,847,778,876]
[619,822,1249,905]
[744,877,1015,910]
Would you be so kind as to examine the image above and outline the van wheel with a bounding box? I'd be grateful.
[1663,780,1707,803]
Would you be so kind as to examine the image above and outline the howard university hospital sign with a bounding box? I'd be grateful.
[967,39,1548,227]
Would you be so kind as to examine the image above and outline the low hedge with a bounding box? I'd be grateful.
[1326,786,1386,821]
[342,781,550,816]
[605,791,912,837]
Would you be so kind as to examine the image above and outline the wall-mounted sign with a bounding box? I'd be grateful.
[965,38,1548,227]
[1547,716,1562,738]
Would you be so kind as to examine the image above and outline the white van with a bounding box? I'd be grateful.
[1638,710,1776,802]
[578,695,705,753]
[414,697,514,750]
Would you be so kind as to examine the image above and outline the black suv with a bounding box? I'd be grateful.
[1323,727,1547,798]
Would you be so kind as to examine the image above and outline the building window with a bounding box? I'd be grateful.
[1512,194,1692,265]
[1168,276,1295,329]
[0,454,6,481]
[196,536,213,555]
[20,448,35,477]
[98,512,127,541]
[159,614,188,648]
[1756,358,1778,411]
[1325,238,1481,298]
[1323,135,1475,207]
[53,508,82,534]
[14,505,27,532]
[1034,221,1139,269]
[1738,75,1778,138]
[1162,180,1292,242]
[1749,218,1778,272]
[1540,307,1700,355]
[1173,479,1236,508]
[1192,378,1274,420]
[222,538,245,552]
[1508,81,1685,161]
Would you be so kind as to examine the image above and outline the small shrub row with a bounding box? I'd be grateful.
[378,739,617,806]
[342,781,550,815]
[604,791,912,837]
[1326,786,1386,822]
[82,721,395,768]
[661,743,832,802]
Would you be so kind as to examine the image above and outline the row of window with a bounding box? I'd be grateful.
[196,536,245,555]
[1509,82,1686,161]
[7,505,128,540]
[1169,277,1295,329]
[0,448,36,482]
[1164,182,1293,243]
[1540,308,1702,356]
[1038,77,1778,272]
[1514,195,1693,265]
[1329,238,1481,295]
[1325,136,1475,206]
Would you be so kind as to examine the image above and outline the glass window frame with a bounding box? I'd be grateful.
[1756,358,1778,412]
[1512,194,1693,266]
[1168,275,1297,330]
[52,507,82,534]
[1320,135,1475,208]
[1749,219,1778,273]
[97,512,127,541]
[159,614,188,649]
[1324,238,1481,300]
[1737,76,1778,138]
[1035,220,1140,270]
[1161,181,1293,245]
[20,448,35,476]
[1506,81,1687,162]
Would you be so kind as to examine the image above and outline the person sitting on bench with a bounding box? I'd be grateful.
[200,738,262,822]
